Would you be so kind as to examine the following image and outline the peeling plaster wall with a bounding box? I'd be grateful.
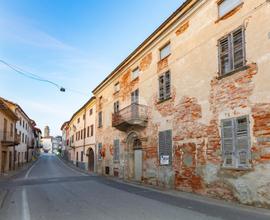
[94,0,270,208]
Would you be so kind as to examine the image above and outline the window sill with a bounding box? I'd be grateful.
[217,65,249,80]
[221,166,253,171]
[216,2,244,23]
[159,53,171,62]
[131,76,139,82]
[156,97,172,104]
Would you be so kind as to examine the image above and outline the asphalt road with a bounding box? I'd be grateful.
[0,154,269,220]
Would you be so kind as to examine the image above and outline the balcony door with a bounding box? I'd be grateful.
[131,89,139,119]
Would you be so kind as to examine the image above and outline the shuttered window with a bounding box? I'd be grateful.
[159,130,172,165]
[132,67,140,80]
[221,116,250,168]
[131,89,139,104]
[98,111,102,128]
[114,101,120,113]
[98,143,102,160]
[159,71,171,101]
[218,27,245,76]
[113,139,120,162]
[218,0,242,18]
[160,43,171,60]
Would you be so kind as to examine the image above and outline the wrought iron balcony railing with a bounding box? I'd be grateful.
[112,103,148,131]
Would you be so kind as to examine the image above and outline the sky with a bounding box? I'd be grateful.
[0,0,184,136]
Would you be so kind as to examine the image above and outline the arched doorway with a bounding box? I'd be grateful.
[126,132,142,181]
[87,148,94,172]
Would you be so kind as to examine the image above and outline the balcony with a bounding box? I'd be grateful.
[0,132,20,146]
[112,103,148,131]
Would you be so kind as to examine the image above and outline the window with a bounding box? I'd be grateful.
[218,0,242,18]
[113,139,120,161]
[87,126,90,137]
[89,108,93,116]
[218,27,245,76]
[98,111,102,128]
[81,129,83,139]
[159,71,171,101]
[81,151,84,162]
[83,114,85,120]
[22,133,24,143]
[10,123,13,137]
[71,135,74,144]
[132,67,140,80]
[77,118,80,124]
[221,116,250,168]
[114,82,120,93]
[114,101,120,113]
[131,89,139,104]
[160,43,171,60]
[23,120,25,128]
[98,143,102,160]
[159,130,172,165]
[90,125,94,137]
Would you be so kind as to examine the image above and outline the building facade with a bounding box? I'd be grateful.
[68,97,96,171]
[0,98,19,173]
[3,99,37,167]
[91,0,270,207]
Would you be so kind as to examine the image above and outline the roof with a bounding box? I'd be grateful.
[92,0,197,94]
[0,98,18,120]
[68,96,96,125]
[61,121,69,130]
[1,97,33,123]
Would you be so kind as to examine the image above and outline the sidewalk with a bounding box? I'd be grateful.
[59,156,270,215]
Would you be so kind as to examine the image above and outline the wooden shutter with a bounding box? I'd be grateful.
[232,28,244,69]
[165,72,171,99]
[159,130,172,165]
[98,143,102,160]
[114,139,120,161]
[159,75,165,100]
[219,36,231,75]
[221,119,235,167]
[235,116,250,167]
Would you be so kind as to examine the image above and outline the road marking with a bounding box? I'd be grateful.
[56,156,87,176]
[24,160,40,179]
[22,188,31,220]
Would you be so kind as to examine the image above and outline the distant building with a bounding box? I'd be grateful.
[44,126,50,138]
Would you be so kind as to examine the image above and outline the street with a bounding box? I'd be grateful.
[0,154,269,220]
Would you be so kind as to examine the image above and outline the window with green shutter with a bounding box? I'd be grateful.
[159,71,171,101]
[98,143,102,160]
[221,116,250,169]
[159,130,172,165]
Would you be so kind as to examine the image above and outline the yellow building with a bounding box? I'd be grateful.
[68,97,96,172]
[92,0,270,207]
[0,98,19,174]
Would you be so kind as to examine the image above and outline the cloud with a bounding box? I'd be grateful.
[0,14,75,51]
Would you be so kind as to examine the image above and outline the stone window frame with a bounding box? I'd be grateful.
[131,67,140,80]
[218,26,246,78]
[159,42,171,60]
[158,71,171,101]
[217,0,243,18]
[221,115,251,170]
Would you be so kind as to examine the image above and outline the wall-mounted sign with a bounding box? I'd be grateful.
[160,155,170,165]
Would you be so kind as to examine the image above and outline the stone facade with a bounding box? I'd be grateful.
[90,0,270,208]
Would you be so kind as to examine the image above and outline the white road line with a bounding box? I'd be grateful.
[22,188,31,220]
[24,160,40,179]
[56,156,87,176]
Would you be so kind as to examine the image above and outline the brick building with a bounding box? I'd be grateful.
[91,0,270,207]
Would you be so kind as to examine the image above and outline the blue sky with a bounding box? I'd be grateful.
[0,0,184,135]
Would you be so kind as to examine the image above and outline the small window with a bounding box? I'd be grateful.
[114,82,120,93]
[218,0,242,18]
[81,129,83,139]
[90,125,94,137]
[10,123,13,137]
[160,43,171,60]
[132,67,140,80]
[87,126,90,137]
[218,27,245,76]
[98,111,103,128]
[113,139,120,161]
[159,71,171,101]
[89,108,93,115]
[83,114,85,120]
[77,118,80,124]
[114,101,120,113]
[131,89,139,104]
[98,143,102,160]
[81,151,84,162]
[221,116,250,168]
[159,130,172,165]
